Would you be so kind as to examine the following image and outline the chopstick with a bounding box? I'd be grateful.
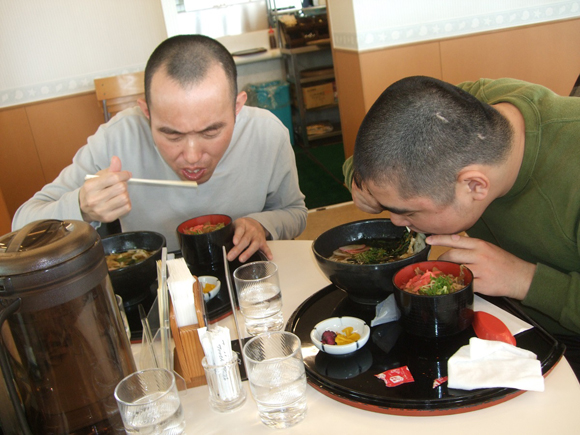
[84,174,197,187]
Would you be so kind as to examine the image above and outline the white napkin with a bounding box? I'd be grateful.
[448,337,544,392]
[167,258,198,327]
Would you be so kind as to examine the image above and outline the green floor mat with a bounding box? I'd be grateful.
[293,144,352,210]
[306,143,347,182]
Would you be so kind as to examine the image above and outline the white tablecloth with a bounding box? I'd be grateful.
[178,240,580,434]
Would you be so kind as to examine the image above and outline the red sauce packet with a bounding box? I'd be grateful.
[375,366,415,387]
[432,376,448,388]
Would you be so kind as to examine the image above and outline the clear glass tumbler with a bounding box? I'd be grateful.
[202,353,246,412]
[233,261,284,336]
[243,331,307,429]
[114,368,186,434]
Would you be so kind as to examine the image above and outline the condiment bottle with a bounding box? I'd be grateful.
[268,27,277,49]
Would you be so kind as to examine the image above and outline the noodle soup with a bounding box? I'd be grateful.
[106,249,154,271]
[328,232,426,265]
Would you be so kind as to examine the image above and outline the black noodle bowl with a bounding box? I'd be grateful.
[312,219,431,305]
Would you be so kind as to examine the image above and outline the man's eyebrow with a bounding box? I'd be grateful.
[199,121,226,133]
[380,204,414,215]
[158,126,183,135]
[157,122,226,135]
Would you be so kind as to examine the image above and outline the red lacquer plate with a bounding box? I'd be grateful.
[286,285,564,416]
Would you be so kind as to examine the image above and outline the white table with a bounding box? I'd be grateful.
[180,240,580,434]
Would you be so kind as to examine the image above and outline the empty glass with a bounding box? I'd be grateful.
[233,261,284,336]
[243,331,307,429]
[114,368,186,434]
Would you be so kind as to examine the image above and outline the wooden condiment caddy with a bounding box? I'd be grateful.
[169,277,207,388]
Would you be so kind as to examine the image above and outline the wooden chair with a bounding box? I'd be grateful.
[94,71,145,122]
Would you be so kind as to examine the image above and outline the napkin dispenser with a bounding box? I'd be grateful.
[169,277,207,388]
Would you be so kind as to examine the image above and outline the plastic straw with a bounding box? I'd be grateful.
[156,248,171,370]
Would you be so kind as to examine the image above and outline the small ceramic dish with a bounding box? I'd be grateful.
[198,275,221,302]
[310,316,370,356]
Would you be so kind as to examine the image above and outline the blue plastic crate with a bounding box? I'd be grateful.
[245,80,294,145]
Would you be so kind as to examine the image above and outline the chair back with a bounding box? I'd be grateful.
[94,71,145,122]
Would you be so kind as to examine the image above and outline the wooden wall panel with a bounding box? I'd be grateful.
[0,107,46,217]
[358,42,442,112]
[0,92,104,219]
[26,92,104,183]
[334,19,580,159]
[333,50,366,160]
[0,188,11,236]
[336,42,442,158]
[440,19,580,96]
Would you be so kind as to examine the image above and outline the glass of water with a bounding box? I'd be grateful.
[114,368,186,434]
[233,261,283,336]
[243,331,307,429]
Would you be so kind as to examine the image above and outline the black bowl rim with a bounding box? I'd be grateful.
[392,260,474,298]
[176,214,233,235]
[311,218,430,268]
[102,230,166,272]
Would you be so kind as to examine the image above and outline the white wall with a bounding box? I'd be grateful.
[0,0,278,109]
[161,0,268,38]
[328,0,580,52]
[0,0,167,108]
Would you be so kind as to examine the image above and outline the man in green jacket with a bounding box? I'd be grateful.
[343,76,580,376]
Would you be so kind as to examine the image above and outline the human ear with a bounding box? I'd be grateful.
[458,169,489,200]
[235,91,247,115]
[137,98,150,120]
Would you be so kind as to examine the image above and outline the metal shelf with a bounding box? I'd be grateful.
[281,46,341,147]
[269,1,341,148]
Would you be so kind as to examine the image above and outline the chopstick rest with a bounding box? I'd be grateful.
[447,337,544,392]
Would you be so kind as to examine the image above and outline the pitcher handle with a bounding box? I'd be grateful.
[0,298,33,435]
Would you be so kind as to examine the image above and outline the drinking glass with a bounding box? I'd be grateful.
[202,353,246,412]
[114,368,186,434]
[233,261,283,336]
[116,294,131,341]
[243,331,307,429]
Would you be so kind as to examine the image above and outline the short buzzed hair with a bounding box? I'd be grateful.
[144,34,238,108]
[353,76,513,205]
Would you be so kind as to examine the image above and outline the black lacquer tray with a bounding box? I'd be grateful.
[286,284,565,416]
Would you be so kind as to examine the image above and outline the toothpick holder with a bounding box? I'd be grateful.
[170,277,207,388]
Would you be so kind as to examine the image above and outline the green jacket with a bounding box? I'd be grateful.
[344,78,580,335]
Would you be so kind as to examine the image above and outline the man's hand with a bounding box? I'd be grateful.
[351,180,383,214]
[79,156,132,223]
[227,217,273,263]
[427,234,536,300]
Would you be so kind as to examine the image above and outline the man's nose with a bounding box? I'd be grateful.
[183,137,202,163]
[389,213,409,227]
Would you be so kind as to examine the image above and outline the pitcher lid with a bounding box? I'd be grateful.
[0,219,99,276]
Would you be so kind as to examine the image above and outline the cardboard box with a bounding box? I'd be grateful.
[302,81,335,109]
